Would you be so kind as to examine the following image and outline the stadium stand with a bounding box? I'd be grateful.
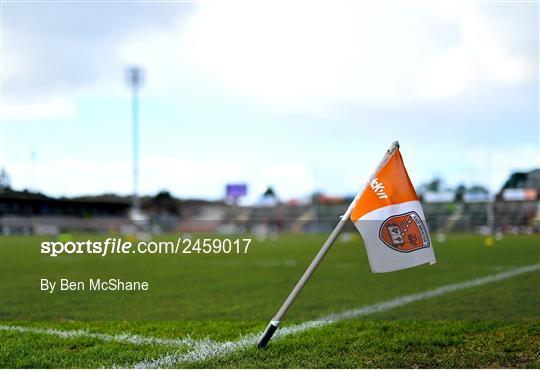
[1,169,539,235]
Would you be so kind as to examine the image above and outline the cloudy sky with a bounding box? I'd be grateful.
[1,1,538,202]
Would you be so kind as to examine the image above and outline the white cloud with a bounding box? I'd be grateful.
[140,155,244,199]
[135,157,318,201]
[7,157,131,195]
[418,2,535,101]
[418,46,472,100]
[6,153,321,201]
[1,97,77,121]
[255,163,316,201]
[174,0,536,110]
[3,1,536,117]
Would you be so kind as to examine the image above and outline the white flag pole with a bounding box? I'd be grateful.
[257,141,400,348]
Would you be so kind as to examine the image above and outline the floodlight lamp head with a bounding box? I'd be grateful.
[127,66,144,88]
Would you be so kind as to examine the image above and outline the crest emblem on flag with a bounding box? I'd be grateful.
[379,211,430,253]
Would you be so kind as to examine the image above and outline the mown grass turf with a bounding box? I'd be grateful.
[2,233,538,322]
[196,270,540,368]
[194,321,540,369]
[1,233,539,367]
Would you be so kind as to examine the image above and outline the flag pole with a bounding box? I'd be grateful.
[257,141,400,348]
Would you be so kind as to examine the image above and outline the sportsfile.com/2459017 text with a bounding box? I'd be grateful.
[40,237,252,257]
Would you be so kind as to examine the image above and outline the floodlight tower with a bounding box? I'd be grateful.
[127,66,144,212]
[30,149,36,192]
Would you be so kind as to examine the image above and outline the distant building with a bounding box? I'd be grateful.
[501,169,540,191]
[499,169,539,201]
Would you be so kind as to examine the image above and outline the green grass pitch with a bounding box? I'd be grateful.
[1,233,539,368]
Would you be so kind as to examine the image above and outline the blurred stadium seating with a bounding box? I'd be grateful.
[1,170,538,235]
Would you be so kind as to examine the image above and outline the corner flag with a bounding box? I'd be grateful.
[257,141,436,348]
[350,147,436,272]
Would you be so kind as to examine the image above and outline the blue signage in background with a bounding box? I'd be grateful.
[226,184,247,198]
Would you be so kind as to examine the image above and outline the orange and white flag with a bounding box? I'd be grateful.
[350,147,436,273]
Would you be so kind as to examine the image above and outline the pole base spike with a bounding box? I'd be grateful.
[257,321,279,348]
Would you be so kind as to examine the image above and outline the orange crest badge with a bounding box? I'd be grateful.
[379,211,430,252]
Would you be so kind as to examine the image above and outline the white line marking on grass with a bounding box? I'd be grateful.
[135,262,540,368]
[0,325,216,348]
